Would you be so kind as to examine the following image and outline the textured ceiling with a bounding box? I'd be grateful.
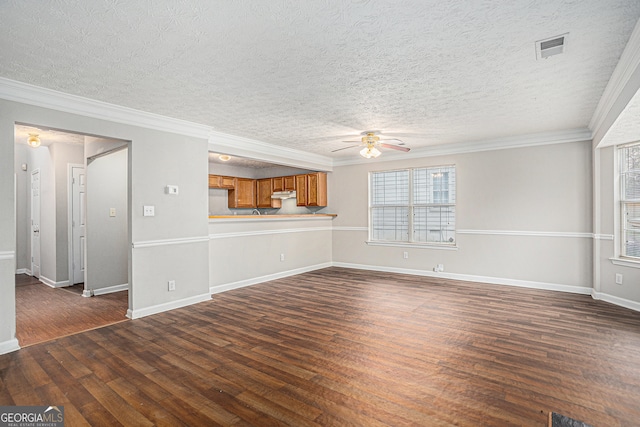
[1,1,640,158]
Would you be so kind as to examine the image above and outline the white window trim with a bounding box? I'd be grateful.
[365,240,459,251]
[611,142,640,266]
[368,165,456,247]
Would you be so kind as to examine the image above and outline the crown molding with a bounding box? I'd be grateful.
[332,128,592,166]
[590,18,640,147]
[0,77,212,139]
[209,130,333,172]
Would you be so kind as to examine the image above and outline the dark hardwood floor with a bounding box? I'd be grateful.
[3,267,640,426]
[15,274,128,347]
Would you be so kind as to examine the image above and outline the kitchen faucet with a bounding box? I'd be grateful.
[252,209,261,215]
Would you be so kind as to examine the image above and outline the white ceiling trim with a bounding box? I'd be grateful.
[209,130,333,172]
[332,128,592,166]
[590,18,640,147]
[0,77,212,139]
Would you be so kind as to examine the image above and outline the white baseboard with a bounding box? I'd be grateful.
[332,262,593,295]
[82,290,93,298]
[591,290,640,313]
[40,276,70,288]
[15,268,31,275]
[209,262,333,295]
[0,338,20,355]
[92,283,128,296]
[126,293,211,320]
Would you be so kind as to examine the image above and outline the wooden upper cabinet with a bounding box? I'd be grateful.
[283,175,296,191]
[209,174,235,189]
[295,174,307,206]
[257,178,281,208]
[228,178,256,208]
[306,172,327,207]
[272,177,284,192]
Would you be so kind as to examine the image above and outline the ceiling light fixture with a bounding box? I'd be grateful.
[360,145,381,159]
[27,133,41,148]
[218,154,231,162]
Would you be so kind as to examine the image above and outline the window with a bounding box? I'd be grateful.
[370,166,456,245]
[620,143,640,258]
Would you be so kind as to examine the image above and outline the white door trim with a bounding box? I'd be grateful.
[30,168,40,279]
[68,163,85,287]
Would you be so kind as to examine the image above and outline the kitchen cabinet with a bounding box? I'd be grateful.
[306,172,327,206]
[257,178,281,208]
[228,178,256,208]
[273,176,296,192]
[272,177,284,192]
[295,174,307,206]
[295,172,327,207]
[283,175,296,191]
[208,174,235,189]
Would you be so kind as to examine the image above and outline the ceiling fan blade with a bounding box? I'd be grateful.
[331,145,360,152]
[380,143,410,152]
[342,140,361,143]
[379,138,405,145]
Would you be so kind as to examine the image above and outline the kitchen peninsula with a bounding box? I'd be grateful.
[208,168,336,294]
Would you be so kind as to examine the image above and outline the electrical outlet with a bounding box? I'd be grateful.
[168,280,176,291]
[403,251,409,259]
[109,208,116,217]
[280,253,285,262]
[615,273,623,285]
[143,205,155,217]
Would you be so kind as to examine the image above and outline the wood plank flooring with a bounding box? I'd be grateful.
[15,274,128,347]
[3,267,640,426]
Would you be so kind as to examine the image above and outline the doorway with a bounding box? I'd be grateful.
[14,124,131,346]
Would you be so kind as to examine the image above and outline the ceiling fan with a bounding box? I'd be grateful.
[332,131,410,158]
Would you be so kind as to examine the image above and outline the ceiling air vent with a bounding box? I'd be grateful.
[535,33,568,60]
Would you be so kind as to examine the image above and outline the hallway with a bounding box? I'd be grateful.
[15,274,128,347]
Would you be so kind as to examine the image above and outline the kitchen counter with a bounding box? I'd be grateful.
[209,213,336,222]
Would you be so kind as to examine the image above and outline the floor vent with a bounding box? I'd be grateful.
[536,34,568,60]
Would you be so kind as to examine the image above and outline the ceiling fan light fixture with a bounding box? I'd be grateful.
[360,146,381,159]
[27,133,41,148]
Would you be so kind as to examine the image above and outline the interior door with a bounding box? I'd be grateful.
[71,166,86,284]
[31,169,40,278]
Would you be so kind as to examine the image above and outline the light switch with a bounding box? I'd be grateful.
[143,206,155,217]
[109,208,116,217]
[165,185,179,195]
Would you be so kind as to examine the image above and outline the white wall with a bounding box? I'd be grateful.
[330,141,593,292]
[86,148,128,292]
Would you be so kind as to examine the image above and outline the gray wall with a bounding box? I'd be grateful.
[14,144,29,271]
[208,218,333,290]
[330,140,593,290]
[86,148,128,291]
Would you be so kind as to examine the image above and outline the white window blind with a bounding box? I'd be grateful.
[620,144,640,258]
[370,166,456,245]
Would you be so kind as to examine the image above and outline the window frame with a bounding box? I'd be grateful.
[367,165,457,250]
[619,142,640,261]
